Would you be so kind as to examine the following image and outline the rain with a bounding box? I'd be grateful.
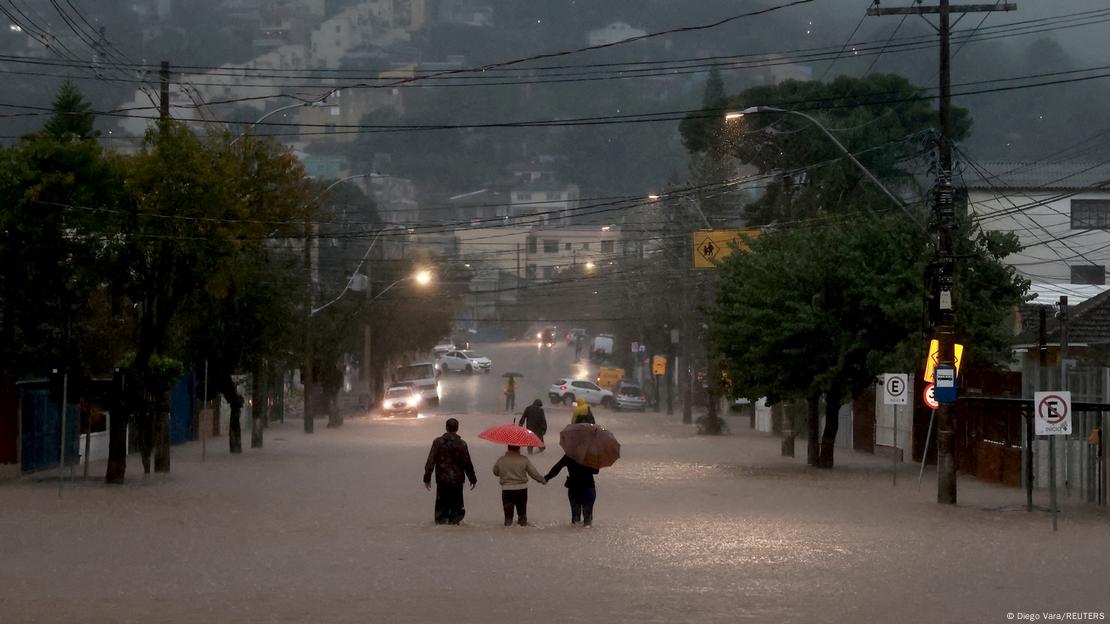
[2,1,1110,622]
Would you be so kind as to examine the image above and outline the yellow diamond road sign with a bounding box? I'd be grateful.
[692,228,760,269]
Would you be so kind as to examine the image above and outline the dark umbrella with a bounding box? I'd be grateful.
[559,423,620,469]
[501,372,524,378]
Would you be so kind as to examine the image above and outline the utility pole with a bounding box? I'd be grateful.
[363,262,373,412]
[867,0,1016,505]
[159,61,170,122]
[1053,296,1068,532]
[303,218,315,434]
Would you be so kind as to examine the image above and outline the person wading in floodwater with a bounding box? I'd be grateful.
[423,418,477,525]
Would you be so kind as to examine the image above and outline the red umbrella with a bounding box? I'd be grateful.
[478,423,545,447]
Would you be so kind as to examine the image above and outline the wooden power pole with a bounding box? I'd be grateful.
[867,0,1016,504]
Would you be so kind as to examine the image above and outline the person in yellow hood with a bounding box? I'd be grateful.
[572,398,595,424]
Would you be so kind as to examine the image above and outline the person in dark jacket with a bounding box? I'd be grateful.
[518,399,548,454]
[423,418,477,525]
[544,454,600,527]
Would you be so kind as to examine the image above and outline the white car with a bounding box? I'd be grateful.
[548,378,614,408]
[382,385,422,416]
[437,350,492,374]
[393,362,440,405]
[433,339,455,355]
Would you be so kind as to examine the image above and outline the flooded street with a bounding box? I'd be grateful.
[2,342,1107,623]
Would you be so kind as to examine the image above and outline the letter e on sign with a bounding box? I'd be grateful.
[1034,391,1072,436]
[883,373,909,405]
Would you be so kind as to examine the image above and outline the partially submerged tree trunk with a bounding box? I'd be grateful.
[105,370,128,484]
[152,401,171,472]
[220,372,244,454]
[819,390,842,469]
[777,403,796,457]
[137,399,153,474]
[251,367,264,448]
[806,394,820,467]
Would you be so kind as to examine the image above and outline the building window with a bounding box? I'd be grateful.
[543,266,554,279]
[517,192,533,201]
[1071,199,1110,229]
[564,242,572,250]
[581,242,590,250]
[526,237,537,254]
[544,239,558,253]
[601,240,614,253]
[1071,265,1106,285]
[526,264,537,279]
[546,191,562,200]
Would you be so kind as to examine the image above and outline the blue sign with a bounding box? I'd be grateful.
[934,365,957,403]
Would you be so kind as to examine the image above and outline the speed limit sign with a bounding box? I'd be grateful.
[922,383,939,410]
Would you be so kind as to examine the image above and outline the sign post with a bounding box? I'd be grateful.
[883,374,909,486]
[918,383,939,486]
[1035,390,1071,531]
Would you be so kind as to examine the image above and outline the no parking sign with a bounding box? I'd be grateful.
[1034,391,1072,435]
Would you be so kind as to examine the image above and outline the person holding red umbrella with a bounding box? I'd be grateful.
[478,423,547,526]
[492,445,547,526]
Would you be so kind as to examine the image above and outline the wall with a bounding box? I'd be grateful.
[970,190,1110,284]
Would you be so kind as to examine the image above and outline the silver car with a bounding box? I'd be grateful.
[614,383,647,411]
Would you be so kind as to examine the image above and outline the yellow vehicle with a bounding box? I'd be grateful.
[596,367,625,391]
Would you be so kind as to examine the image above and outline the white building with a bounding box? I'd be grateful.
[966,161,1110,286]
[525,226,624,281]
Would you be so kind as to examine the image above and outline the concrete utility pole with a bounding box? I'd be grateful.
[867,0,1016,505]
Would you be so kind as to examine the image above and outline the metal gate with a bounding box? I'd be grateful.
[18,381,79,474]
[170,372,195,445]
[955,397,1106,506]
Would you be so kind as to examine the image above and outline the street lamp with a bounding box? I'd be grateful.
[724,106,925,230]
[230,99,329,146]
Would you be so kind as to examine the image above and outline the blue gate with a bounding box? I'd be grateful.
[19,381,79,473]
[170,372,195,445]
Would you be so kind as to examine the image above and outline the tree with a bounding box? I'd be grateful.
[680,74,969,226]
[709,209,1027,468]
[0,84,124,382]
[43,82,99,141]
[179,135,314,452]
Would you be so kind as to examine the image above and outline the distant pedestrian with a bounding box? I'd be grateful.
[503,376,516,412]
[544,454,600,527]
[492,445,546,526]
[571,399,595,424]
[423,418,477,525]
[574,335,584,360]
[518,399,548,454]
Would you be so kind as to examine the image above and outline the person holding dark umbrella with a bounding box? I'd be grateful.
[518,399,547,454]
[544,454,599,527]
[544,423,620,527]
